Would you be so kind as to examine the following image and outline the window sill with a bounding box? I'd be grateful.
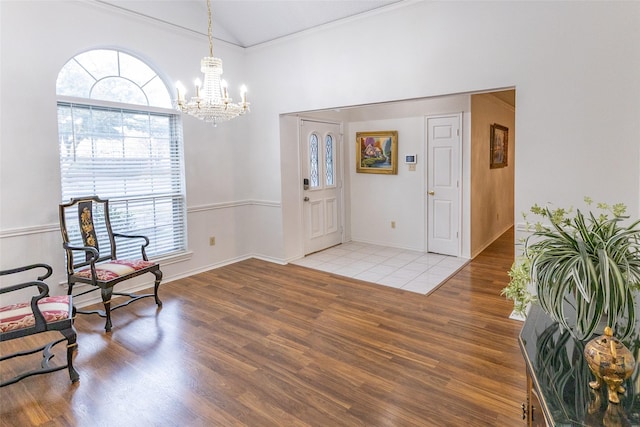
[152,250,193,266]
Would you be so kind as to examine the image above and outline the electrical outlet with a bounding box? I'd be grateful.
[209,236,216,246]
[391,221,396,229]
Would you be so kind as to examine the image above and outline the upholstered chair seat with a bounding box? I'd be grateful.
[0,264,79,387]
[0,295,72,334]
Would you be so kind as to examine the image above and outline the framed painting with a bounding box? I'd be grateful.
[356,130,398,174]
[490,123,508,169]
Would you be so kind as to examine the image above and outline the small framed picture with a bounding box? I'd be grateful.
[356,130,398,174]
[490,123,508,169]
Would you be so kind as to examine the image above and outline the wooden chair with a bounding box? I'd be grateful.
[59,196,163,332]
[0,263,79,386]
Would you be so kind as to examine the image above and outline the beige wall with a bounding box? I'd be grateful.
[470,92,515,258]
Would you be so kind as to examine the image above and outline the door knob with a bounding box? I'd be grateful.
[304,197,310,202]
[428,191,435,196]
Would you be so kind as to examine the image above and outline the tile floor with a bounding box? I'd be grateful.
[291,241,469,295]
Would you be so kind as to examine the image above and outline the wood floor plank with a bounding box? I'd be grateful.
[0,228,526,426]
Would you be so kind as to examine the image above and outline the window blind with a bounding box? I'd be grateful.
[58,102,186,259]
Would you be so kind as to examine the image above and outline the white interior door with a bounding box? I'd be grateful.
[426,114,461,256]
[300,120,342,255]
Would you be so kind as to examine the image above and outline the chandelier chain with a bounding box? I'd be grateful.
[207,0,213,57]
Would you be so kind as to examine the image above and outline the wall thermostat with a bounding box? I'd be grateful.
[405,154,417,164]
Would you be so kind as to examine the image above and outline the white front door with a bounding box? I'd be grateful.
[300,120,343,254]
[426,114,461,256]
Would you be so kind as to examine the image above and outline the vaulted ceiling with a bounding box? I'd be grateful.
[97,0,515,110]
[98,0,403,48]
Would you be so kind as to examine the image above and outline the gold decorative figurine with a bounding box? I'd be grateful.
[584,326,636,404]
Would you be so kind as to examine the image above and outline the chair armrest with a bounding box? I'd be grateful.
[0,280,49,296]
[62,242,99,263]
[0,280,50,331]
[0,263,53,281]
[113,233,150,261]
[113,233,150,247]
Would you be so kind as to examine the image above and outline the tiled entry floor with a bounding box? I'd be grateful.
[291,241,469,295]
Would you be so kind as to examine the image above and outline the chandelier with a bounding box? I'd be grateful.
[175,0,249,125]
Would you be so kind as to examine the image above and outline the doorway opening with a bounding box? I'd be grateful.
[281,88,515,264]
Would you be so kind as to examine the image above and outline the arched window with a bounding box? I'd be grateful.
[309,133,319,188]
[325,134,335,186]
[56,49,186,258]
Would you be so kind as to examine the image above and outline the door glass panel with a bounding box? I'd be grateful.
[309,133,319,188]
[325,134,334,186]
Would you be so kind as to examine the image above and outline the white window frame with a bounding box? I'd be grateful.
[56,49,187,260]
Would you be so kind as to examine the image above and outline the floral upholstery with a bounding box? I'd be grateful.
[74,259,156,281]
[0,295,71,333]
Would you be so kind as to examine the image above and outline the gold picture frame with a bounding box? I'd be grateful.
[356,130,398,174]
[490,123,508,169]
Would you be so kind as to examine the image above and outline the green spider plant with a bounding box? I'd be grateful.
[507,198,640,341]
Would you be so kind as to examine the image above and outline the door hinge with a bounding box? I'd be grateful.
[457,129,460,136]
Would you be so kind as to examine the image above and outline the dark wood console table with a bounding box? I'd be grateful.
[519,304,640,426]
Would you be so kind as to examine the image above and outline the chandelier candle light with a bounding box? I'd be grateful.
[176,0,249,125]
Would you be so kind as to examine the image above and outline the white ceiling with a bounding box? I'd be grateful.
[98,0,404,48]
[96,0,515,110]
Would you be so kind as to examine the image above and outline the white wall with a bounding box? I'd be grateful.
[0,0,257,300]
[348,117,425,251]
[258,1,640,261]
[346,94,471,253]
[1,1,639,301]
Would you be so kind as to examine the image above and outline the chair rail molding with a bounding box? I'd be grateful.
[0,223,59,239]
[1,199,282,238]
[187,199,281,213]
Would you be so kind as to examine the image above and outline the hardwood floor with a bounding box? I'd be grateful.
[0,229,525,426]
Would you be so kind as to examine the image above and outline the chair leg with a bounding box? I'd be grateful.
[152,269,163,307]
[101,287,113,332]
[61,326,80,383]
